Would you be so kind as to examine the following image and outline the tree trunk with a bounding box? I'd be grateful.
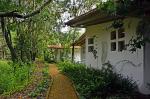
[2,50,5,59]
[72,43,75,62]
[1,17,18,62]
[30,51,36,61]
[32,52,36,61]
[20,50,23,61]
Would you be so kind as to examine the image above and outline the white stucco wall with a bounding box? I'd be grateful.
[74,48,81,62]
[56,49,61,62]
[85,18,145,92]
[81,44,86,64]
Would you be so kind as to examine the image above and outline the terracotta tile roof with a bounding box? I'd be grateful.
[48,45,81,49]
[48,45,63,49]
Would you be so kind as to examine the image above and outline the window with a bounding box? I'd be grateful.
[118,41,126,51]
[118,28,125,38]
[111,31,116,40]
[88,38,94,44]
[111,42,116,51]
[88,38,94,52]
[110,28,126,52]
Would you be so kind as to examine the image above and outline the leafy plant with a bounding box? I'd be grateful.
[28,63,50,98]
[44,50,55,63]
[58,61,137,99]
[0,60,35,95]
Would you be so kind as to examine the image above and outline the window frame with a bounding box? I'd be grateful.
[118,28,125,39]
[111,30,116,40]
[87,37,94,52]
[111,42,117,51]
[110,28,126,52]
[118,40,126,52]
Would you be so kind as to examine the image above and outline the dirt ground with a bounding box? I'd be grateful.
[47,64,78,99]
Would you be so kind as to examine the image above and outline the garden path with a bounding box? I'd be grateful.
[47,64,78,99]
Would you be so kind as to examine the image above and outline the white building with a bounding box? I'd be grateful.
[48,44,81,62]
[66,9,150,94]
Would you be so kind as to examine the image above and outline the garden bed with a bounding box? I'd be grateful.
[0,60,51,99]
[58,61,150,99]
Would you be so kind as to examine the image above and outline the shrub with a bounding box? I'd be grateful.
[44,50,55,63]
[0,60,35,95]
[58,61,137,99]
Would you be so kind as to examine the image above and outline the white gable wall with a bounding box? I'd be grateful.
[85,18,145,92]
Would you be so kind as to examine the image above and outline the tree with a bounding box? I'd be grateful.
[55,0,102,62]
[0,0,52,62]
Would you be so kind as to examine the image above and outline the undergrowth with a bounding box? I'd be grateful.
[58,61,137,99]
[28,63,51,98]
[0,60,35,95]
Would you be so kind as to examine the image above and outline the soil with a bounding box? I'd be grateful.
[47,64,78,99]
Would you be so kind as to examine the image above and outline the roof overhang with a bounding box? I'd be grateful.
[73,33,85,46]
[65,9,124,27]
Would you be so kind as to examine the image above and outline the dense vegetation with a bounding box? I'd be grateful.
[0,60,51,98]
[0,60,34,95]
[28,63,50,98]
[0,0,98,63]
[58,61,137,99]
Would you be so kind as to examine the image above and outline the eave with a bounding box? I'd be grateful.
[65,9,124,27]
[73,33,86,46]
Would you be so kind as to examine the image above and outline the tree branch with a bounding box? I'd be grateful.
[0,0,52,18]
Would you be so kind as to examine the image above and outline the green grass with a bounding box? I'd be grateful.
[0,60,35,95]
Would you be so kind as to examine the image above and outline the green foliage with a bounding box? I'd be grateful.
[127,19,150,52]
[115,0,133,16]
[0,60,34,95]
[99,0,116,14]
[44,50,55,63]
[0,0,100,62]
[111,19,124,29]
[28,64,50,98]
[58,61,137,99]
[98,0,139,16]
[28,78,50,97]
[0,0,55,62]
[0,0,19,12]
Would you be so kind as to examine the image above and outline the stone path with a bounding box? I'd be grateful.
[47,64,78,99]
